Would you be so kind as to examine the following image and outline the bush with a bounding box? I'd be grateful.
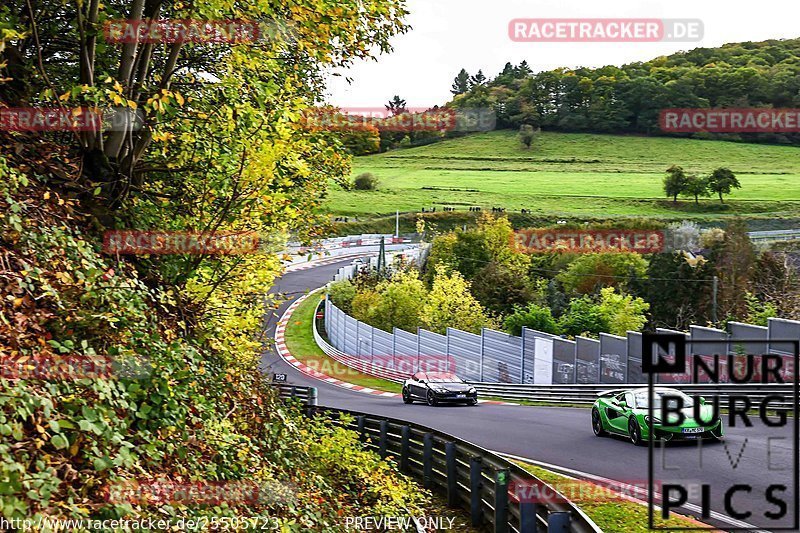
[327,279,356,313]
[503,303,560,336]
[353,172,379,190]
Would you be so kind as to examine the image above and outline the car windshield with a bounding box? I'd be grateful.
[633,390,694,409]
[426,373,463,383]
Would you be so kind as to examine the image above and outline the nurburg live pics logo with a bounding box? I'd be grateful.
[643,333,799,530]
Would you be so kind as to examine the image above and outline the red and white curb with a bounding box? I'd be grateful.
[273,292,517,405]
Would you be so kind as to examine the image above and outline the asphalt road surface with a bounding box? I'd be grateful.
[262,257,798,531]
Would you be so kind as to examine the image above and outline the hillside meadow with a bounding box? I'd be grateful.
[325,131,800,218]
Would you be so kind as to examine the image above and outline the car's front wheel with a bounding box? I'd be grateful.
[592,407,607,437]
[426,390,438,407]
[468,398,478,406]
[402,387,413,404]
[628,416,644,446]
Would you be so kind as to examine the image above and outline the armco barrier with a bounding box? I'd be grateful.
[315,406,601,533]
[271,385,600,532]
[469,382,795,410]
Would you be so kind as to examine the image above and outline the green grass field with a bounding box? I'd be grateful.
[325,131,800,219]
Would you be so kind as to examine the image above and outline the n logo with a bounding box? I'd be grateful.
[642,333,686,374]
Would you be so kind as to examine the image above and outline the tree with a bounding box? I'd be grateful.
[707,168,741,203]
[421,268,496,334]
[364,271,428,333]
[557,253,648,295]
[519,124,536,149]
[663,165,688,202]
[503,303,560,336]
[386,95,408,116]
[328,280,356,313]
[710,219,756,321]
[558,296,609,337]
[471,262,543,316]
[596,287,649,336]
[451,69,470,95]
[645,251,715,329]
[469,70,487,88]
[681,174,710,204]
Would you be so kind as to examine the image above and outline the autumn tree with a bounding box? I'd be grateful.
[422,268,496,334]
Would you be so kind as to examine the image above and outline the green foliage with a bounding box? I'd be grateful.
[327,279,357,314]
[519,124,536,149]
[558,296,609,337]
[354,172,380,190]
[503,303,560,336]
[708,168,741,203]
[745,292,778,326]
[682,174,711,204]
[556,253,648,295]
[595,287,650,336]
[421,268,496,334]
[451,69,470,95]
[664,165,688,202]
[350,271,427,333]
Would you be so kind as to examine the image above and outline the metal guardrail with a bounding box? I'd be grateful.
[748,229,800,242]
[314,406,601,533]
[273,383,318,406]
[470,382,796,410]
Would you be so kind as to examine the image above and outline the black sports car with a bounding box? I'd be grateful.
[402,372,478,406]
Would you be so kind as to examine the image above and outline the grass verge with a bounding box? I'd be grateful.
[511,459,719,532]
[282,292,403,394]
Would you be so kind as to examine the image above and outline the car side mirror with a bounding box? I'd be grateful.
[699,397,706,405]
[419,379,427,384]
[619,400,627,409]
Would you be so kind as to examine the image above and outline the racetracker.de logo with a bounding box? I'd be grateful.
[300,107,496,133]
[508,19,703,43]
[660,108,800,133]
[103,231,261,256]
[0,107,144,132]
[103,19,264,43]
[512,229,665,254]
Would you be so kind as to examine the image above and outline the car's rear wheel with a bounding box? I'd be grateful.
[426,390,438,406]
[628,416,643,446]
[592,408,607,437]
[402,387,413,404]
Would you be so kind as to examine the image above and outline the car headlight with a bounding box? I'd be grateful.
[433,387,447,393]
[468,387,477,394]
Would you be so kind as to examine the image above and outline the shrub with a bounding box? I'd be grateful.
[503,303,560,336]
[353,172,379,190]
[327,279,356,313]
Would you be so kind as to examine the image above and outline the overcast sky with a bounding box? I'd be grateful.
[325,0,800,108]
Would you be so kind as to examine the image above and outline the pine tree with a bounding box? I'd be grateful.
[451,69,470,95]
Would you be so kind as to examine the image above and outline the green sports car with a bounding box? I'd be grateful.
[591,387,724,445]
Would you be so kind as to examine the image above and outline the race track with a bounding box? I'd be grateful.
[262,257,798,531]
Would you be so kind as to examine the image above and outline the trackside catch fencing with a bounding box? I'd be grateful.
[324,266,798,385]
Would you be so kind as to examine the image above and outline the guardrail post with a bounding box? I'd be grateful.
[423,433,434,489]
[400,426,411,472]
[547,512,571,532]
[379,420,388,459]
[494,469,509,533]
[469,456,483,526]
[445,442,458,507]
[307,387,318,407]
[290,386,297,399]
[357,416,366,443]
